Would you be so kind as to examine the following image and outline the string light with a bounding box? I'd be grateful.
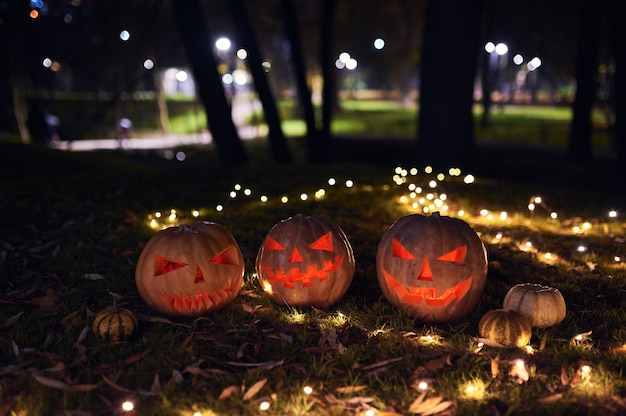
[121,401,134,412]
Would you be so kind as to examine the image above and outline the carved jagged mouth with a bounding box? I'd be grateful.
[382,268,473,307]
[161,278,240,314]
[262,255,344,289]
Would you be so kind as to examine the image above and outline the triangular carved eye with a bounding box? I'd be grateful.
[265,236,287,251]
[437,245,467,263]
[210,245,240,266]
[154,254,187,276]
[307,232,333,252]
[392,238,415,260]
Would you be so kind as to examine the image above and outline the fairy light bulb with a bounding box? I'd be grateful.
[121,401,134,412]
[259,401,271,411]
[303,386,313,395]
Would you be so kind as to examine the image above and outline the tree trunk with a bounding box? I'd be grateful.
[416,0,482,171]
[227,0,292,163]
[317,0,338,163]
[610,0,625,163]
[567,0,601,162]
[171,0,248,163]
[280,0,319,162]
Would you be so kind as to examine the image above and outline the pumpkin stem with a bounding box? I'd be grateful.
[112,296,119,313]
[176,224,198,234]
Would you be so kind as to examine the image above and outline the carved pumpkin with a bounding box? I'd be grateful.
[503,283,566,328]
[376,212,487,323]
[135,222,244,317]
[256,214,355,308]
[478,308,532,348]
[93,298,138,342]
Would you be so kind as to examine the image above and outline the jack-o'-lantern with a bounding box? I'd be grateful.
[376,212,487,323]
[256,214,355,308]
[135,222,244,317]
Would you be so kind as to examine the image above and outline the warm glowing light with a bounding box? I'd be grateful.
[237,48,247,59]
[259,401,271,411]
[345,180,354,188]
[365,410,376,416]
[30,9,39,18]
[463,174,474,184]
[551,212,558,219]
[428,180,437,188]
[121,401,134,411]
[581,365,591,374]
[418,381,429,390]
[230,191,237,198]
[462,379,485,400]
[260,195,268,203]
[281,196,288,204]
[515,359,525,369]
[216,204,224,212]
[500,211,508,220]
[300,193,308,201]
[192,209,200,217]
[328,177,336,185]
[528,203,535,211]
[303,386,313,395]
[262,281,273,294]
[609,210,618,218]
[577,245,587,252]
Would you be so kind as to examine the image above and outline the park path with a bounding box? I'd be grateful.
[50,94,264,151]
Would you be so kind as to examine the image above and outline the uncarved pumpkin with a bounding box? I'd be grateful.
[93,299,138,342]
[256,214,355,308]
[478,309,532,348]
[376,212,488,323]
[135,222,244,317]
[503,283,566,328]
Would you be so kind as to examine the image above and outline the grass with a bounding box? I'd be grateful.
[1,118,625,415]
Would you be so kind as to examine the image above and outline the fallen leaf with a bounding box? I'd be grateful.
[171,369,183,384]
[336,385,367,394]
[242,378,267,401]
[81,273,105,280]
[219,385,240,400]
[490,355,500,379]
[101,374,134,395]
[355,357,403,372]
[560,367,570,386]
[32,373,97,392]
[31,288,59,313]
[537,393,563,404]
[2,311,24,328]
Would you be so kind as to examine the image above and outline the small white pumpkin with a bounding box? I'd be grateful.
[503,283,566,328]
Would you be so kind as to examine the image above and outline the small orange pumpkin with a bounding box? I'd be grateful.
[376,212,487,323]
[256,214,355,308]
[478,309,532,348]
[503,283,566,328]
[135,222,244,317]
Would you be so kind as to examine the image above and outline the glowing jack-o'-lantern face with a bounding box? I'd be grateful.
[135,222,244,317]
[376,213,487,323]
[256,214,355,308]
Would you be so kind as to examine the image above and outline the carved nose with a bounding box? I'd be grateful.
[417,257,433,281]
[288,247,303,263]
